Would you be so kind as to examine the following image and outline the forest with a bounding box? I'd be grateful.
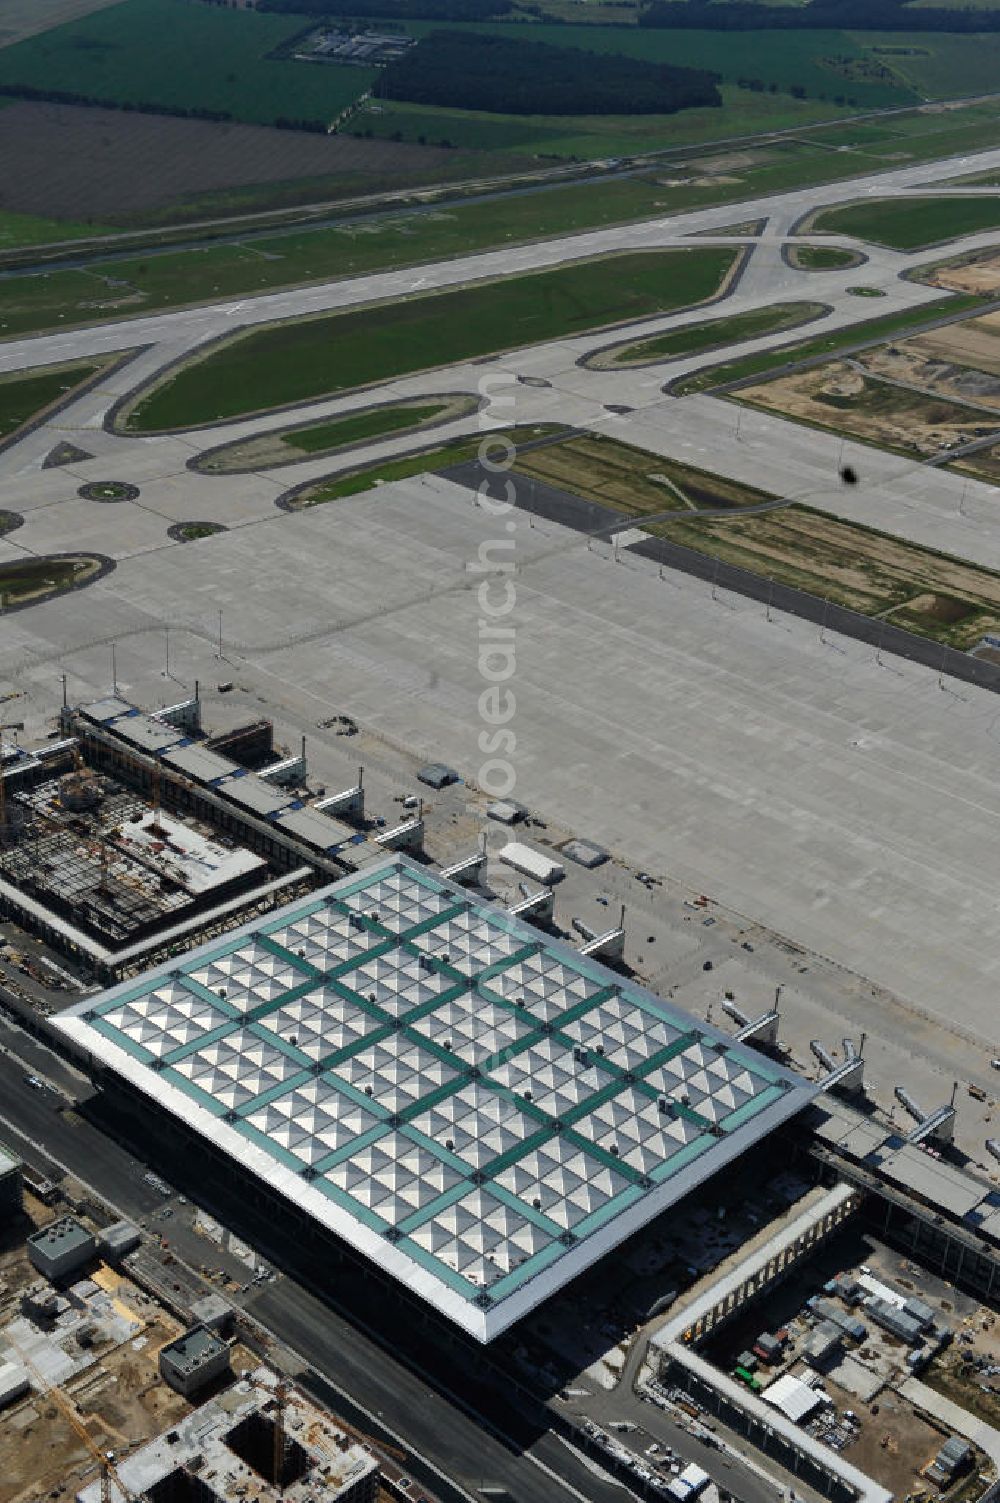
[381,30,722,115]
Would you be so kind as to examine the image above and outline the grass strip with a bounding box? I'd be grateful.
[126,248,736,431]
[671,294,987,394]
[807,196,1000,251]
[282,402,452,454]
[0,359,104,440]
[606,301,825,366]
[287,424,562,507]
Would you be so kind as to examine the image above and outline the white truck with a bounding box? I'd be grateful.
[666,1464,711,1503]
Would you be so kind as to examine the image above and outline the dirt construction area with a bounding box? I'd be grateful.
[740,358,1000,458]
[0,102,468,220]
[927,246,1000,296]
[852,319,1000,410]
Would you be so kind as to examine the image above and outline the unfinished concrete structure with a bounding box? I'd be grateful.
[75,1366,378,1503]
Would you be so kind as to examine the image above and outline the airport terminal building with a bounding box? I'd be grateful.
[55,856,815,1341]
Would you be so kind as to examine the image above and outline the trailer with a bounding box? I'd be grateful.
[499,841,564,885]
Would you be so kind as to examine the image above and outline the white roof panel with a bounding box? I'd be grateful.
[54,856,816,1342]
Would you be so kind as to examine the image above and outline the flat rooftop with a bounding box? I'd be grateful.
[115,812,265,896]
[160,1324,227,1372]
[55,857,814,1341]
[27,1216,93,1255]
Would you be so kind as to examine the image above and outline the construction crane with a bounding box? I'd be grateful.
[0,720,25,845]
[3,1328,140,1503]
[250,1371,405,1486]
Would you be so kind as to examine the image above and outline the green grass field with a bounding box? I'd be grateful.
[0,0,374,128]
[0,210,114,250]
[282,402,454,454]
[287,424,561,506]
[602,301,826,366]
[5,95,1000,339]
[808,196,1000,249]
[357,88,851,160]
[858,33,1000,99]
[401,22,919,108]
[787,244,860,270]
[670,293,986,393]
[125,247,738,431]
[0,358,105,440]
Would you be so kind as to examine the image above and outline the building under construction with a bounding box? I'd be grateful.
[0,767,306,984]
[75,1366,379,1503]
[0,691,383,984]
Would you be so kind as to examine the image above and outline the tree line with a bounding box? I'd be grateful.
[381,30,721,114]
[640,0,1000,31]
[258,0,513,19]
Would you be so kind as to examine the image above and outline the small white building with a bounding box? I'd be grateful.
[499,841,563,885]
[0,1359,29,1409]
[762,1373,828,1424]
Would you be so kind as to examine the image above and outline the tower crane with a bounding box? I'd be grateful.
[3,1328,140,1503]
[249,1369,405,1490]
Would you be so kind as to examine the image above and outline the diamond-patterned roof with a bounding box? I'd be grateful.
[62,857,814,1341]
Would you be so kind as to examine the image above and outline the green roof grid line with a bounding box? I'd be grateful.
[553,1181,646,1243]
[469,1124,559,1181]
[382,1072,466,1125]
[87,1015,156,1066]
[398,1122,481,1179]
[393,898,471,946]
[559,1125,648,1185]
[311,1173,392,1236]
[550,1072,644,1133]
[647,1132,715,1183]
[393,1230,488,1303]
[471,1175,569,1240]
[246,931,327,980]
[156,1066,231,1117]
[170,971,251,1016]
[239,973,337,1029]
[392,1177,474,1238]
[155,1018,251,1068]
[55,854,816,1343]
[479,1236,568,1305]
[229,1063,316,1116]
[469,942,543,991]
[231,1117,314,1175]
[718,1082,787,1132]
[301,1120,394,1177]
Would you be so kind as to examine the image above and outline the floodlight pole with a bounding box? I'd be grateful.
[820,596,830,645]
[217,609,224,660]
[711,558,719,601]
[163,627,170,680]
[111,642,117,694]
[766,578,774,623]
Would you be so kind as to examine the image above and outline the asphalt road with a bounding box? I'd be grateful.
[0,1043,163,1213]
[0,1025,635,1503]
[248,1278,626,1503]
